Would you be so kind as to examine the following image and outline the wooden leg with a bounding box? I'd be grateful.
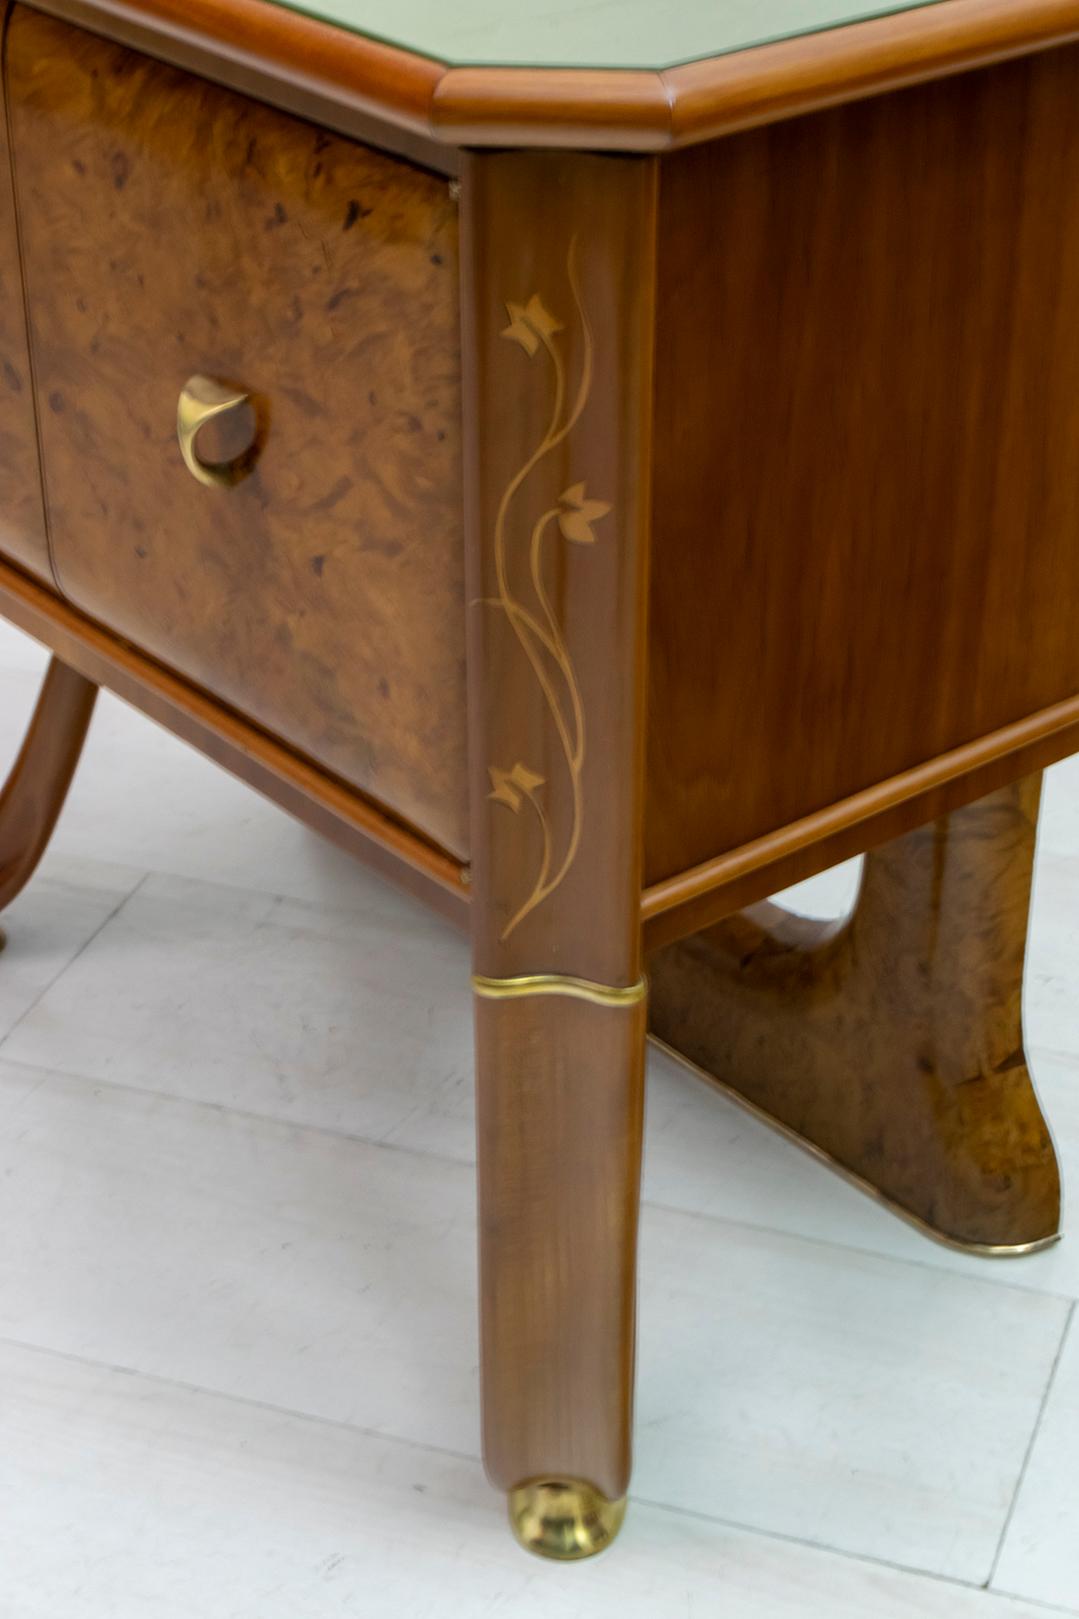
[462,150,657,1553]
[474,985,645,1556]
[0,655,97,932]
[648,776,1059,1253]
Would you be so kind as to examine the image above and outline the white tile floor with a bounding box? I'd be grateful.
[1,616,1077,1617]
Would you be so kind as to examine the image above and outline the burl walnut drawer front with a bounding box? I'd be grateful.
[5,7,469,857]
[0,19,48,585]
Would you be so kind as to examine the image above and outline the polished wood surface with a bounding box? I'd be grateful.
[641,694,1079,949]
[464,151,656,1503]
[647,45,1079,887]
[662,0,1079,144]
[475,992,645,1499]
[0,556,470,923]
[463,150,656,986]
[0,3,49,582]
[23,0,1079,154]
[649,777,1059,1251]
[7,8,469,857]
[0,655,96,918]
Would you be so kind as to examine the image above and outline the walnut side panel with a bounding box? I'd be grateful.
[7,9,469,856]
[647,45,1079,884]
[0,3,49,583]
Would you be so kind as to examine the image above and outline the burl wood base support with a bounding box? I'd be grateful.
[0,656,97,942]
[649,776,1060,1255]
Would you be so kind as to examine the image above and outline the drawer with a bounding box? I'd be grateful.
[0,9,48,585]
[6,8,468,857]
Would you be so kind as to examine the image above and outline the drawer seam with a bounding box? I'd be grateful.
[1,2,68,604]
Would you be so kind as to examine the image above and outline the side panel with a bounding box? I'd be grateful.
[648,44,1079,882]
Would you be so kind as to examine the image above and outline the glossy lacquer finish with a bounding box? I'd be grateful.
[6,9,469,856]
[25,0,1079,158]
[0,656,96,931]
[646,43,1079,884]
[0,3,48,583]
[649,777,1060,1252]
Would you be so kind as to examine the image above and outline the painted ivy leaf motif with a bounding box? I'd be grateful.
[488,762,546,813]
[501,295,563,357]
[557,482,611,546]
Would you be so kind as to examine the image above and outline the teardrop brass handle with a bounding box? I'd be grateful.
[177,374,258,488]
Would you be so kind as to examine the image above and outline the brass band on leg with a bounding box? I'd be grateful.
[509,1479,627,1559]
[471,972,646,1008]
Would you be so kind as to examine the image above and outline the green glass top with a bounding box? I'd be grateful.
[275,0,949,71]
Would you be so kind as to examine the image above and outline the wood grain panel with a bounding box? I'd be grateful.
[0,2,49,582]
[7,8,469,855]
[647,45,1079,884]
[0,552,470,923]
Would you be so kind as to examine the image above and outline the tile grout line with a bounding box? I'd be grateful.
[985,1297,1076,1592]
[0,870,151,1060]
[0,1327,482,1473]
[0,1325,1072,1606]
[3,1044,1078,1311]
[636,1492,1079,1613]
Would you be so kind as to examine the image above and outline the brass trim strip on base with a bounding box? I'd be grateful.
[472,972,647,1008]
[650,1036,1062,1260]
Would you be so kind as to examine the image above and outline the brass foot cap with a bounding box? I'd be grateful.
[508,1479,627,1560]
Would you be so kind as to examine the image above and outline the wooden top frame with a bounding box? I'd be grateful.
[21,0,1079,157]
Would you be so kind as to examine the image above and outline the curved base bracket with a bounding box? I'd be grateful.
[648,777,1061,1254]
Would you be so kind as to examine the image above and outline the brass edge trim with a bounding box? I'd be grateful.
[649,1036,1062,1259]
[473,972,646,1007]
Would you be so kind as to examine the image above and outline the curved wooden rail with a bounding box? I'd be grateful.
[0,657,97,920]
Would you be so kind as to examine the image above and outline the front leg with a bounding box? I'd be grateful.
[1,655,97,932]
[462,150,657,1556]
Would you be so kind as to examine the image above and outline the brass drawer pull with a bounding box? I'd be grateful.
[177,374,258,488]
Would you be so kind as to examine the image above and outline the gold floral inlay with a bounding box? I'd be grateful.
[487,241,609,941]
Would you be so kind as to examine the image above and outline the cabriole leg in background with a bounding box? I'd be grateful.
[649,776,1060,1254]
[463,150,657,1556]
[0,655,97,939]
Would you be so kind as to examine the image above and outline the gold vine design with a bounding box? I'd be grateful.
[487,240,611,942]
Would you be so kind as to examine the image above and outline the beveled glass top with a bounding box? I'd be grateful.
[274,0,949,71]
